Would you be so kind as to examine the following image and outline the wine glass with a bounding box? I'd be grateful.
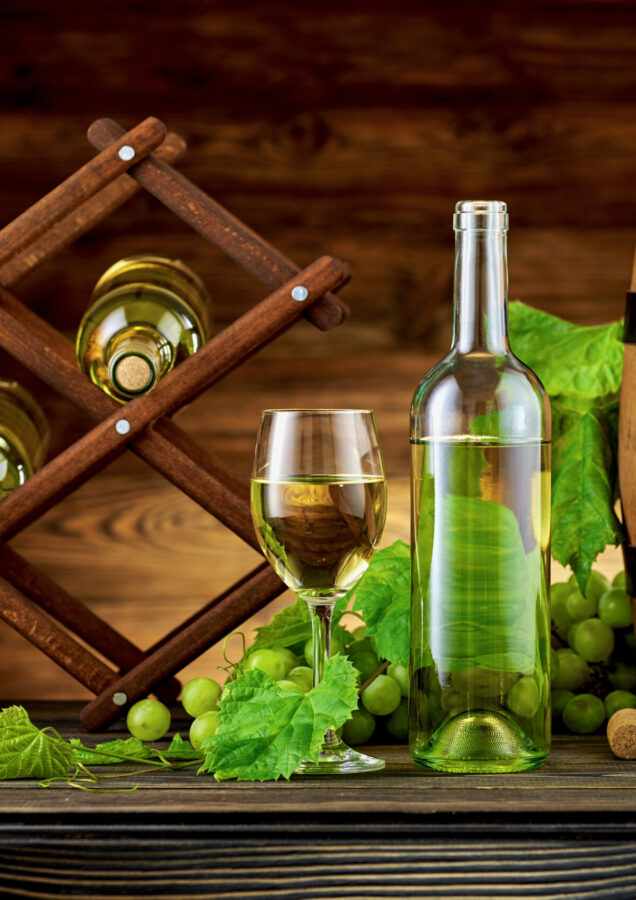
[250,409,388,774]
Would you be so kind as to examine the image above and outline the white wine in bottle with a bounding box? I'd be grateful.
[409,202,551,774]
[76,254,212,403]
[0,380,50,499]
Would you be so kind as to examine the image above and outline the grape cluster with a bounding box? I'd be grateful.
[124,626,406,749]
[243,628,407,745]
[552,570,636,733]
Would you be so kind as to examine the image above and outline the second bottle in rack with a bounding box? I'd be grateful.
[76,254,212,403]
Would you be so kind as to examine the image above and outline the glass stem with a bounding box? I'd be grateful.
[306,597,340,749]
[306,598,334,689]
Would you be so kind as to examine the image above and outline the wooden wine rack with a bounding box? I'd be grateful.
[0,116,351,730]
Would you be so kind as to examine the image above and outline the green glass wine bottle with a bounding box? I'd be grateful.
[409,201,551,773]
[0,380,49,499]
[76,254,211,403]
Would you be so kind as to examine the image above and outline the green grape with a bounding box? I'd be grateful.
[342,706,376,745]
[276,679,303,692]
[246,648,287,681]
[570,570,611,605]
[566,622,581,647]
[350,625,367,641]
[189,710,218,749]
[613,571,627,590]
[566,585,597,622]
[441,687,466,714]
[551,582,576,637]
[361,674,401,716]
[126,699,171,742]
[386,698,409,741]
[274,648,299,676]
[562,694,605,734]
[552,649,591,691]
[286,666,313,693]
[506,677,540,718]
[304,637,343,667]
[550,648,559,681]
[181,677,222,718]
[352,651,381,682]
[598,589,633,629]
[551,689,574,718]
[387,663,409,697]
[604,689,636,719]
[608,662,636,691]
[625,632,636,650]
[572,617,615,662]
[451,666,518,698]
[348,637,376,659]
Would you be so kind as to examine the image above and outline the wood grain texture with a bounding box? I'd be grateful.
[1,0,635,699]
[2,839,636,899]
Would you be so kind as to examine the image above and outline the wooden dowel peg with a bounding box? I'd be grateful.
[86,117,350,332]
[80,563,284,730]
[0,580,117,694]
[0,117,166,269]
[0,132,187,287]
[0,542,181,701]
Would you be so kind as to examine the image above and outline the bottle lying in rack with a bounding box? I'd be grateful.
[76,254,212,403]
[0,379,50,499]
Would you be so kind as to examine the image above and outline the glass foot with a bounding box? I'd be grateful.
[294,731,385,775]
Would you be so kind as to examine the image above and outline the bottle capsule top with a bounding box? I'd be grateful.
[453,200,508,232]
[113,355,154,393]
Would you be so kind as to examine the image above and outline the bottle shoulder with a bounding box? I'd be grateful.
[411,349,550,442]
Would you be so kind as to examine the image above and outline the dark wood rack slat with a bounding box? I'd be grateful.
[0,584,116,694]
[0,544,181,702]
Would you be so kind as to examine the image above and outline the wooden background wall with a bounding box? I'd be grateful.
[0,0,635,700]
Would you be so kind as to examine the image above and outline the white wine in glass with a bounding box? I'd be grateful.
[251,409,388,774]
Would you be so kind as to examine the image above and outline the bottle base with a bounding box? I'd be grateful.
[411,709,548,774]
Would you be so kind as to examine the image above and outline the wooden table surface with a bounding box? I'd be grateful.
[2,703,636,899]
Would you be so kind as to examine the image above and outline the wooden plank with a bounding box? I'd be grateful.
[0,706,635,819]
[1,839,636,899]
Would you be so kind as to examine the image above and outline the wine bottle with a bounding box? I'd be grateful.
[409,201,551,773]
[0,379,50,499]
[76,254,211,403]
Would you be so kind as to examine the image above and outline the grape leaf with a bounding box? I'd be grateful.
[162,734,202,760]
[509,301,624,402]
[551,401,623,592]
[0,706,72,780]
[201,654,358,781]
[69,736,154,766]
[349,541,411,668]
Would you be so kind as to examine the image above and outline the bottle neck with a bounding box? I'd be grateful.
[451,227,509,356]
[106,330,165,398]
